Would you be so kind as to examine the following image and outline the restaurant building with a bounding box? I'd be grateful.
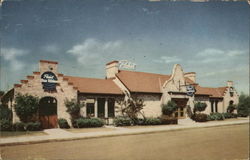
[1,60,239,128]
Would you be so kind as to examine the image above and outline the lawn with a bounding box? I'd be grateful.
[0,131,47,138]
[65,127,116,133]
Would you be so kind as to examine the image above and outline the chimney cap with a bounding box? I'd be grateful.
[40,60,58,64]
[184,72,196,75]
[106,60,119,66]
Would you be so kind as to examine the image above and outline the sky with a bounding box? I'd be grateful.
[0,0,249,94]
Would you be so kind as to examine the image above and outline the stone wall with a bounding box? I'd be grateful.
[13,61,78,124]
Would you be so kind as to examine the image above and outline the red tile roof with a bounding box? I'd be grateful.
[116,70,171,93]
[195,86,227,98]
[64,76,123,95]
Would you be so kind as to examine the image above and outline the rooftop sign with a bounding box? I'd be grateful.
[118,60,136,70]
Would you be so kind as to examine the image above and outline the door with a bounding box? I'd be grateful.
[39,97,58,129]
[172,98,188,119]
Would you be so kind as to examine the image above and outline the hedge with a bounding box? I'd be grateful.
[114,116,132,126]
[207,113,225,121]
[75,118,104,128]
[58,118,70,129]
[192,113,208,122]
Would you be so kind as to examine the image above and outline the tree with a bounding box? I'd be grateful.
[237,93,250,117]
[117,96,145,123]
[194,102,207,113]
[65,99,84,120]
[0,104,12,121]
[14,94,39,123]
[0,91,5,97]
[162,101,177,116]
[227,104,236,113]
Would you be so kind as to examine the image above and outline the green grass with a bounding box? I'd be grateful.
[0,131,47,138]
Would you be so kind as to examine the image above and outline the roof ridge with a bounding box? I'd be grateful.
[119,70,171,77]
[64,75,109,81]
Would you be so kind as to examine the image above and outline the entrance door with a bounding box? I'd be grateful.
[39,97,57,129]
[172,98,188,119]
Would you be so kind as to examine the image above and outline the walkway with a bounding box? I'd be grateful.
[0,118,248,146]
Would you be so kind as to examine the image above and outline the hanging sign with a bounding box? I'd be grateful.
[41,71,58,91]
[186,85,196,96]
[118,60,136,70]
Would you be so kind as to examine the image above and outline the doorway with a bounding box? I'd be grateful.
[39,97,58,129]
[172,98,188,119]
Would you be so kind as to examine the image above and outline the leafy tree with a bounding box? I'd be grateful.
[227,104,236,113]
[117,96,145,123]
[65,99,84,120]
[162,101,177,116]
[14,94,39,123]
[194,102,207,113]
[237,93,250,117]
[0,91,5,97]
[0,104,12,121]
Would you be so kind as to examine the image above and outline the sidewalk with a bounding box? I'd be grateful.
[0,118,248,146]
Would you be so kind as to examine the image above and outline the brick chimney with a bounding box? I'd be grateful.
[106,60,119,79]
[39,60,58,73]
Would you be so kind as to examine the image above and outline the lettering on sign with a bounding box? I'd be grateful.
[118,60,136,70]
[186,85,196,97]
[41,72,58,91]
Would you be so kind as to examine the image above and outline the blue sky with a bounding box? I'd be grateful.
[0,0,249,94]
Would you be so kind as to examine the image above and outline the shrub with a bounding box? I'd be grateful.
[14,94,39,123]
[75,118,104,128]
[26,122,41,131]
[13,122,26,131]
[114,116,132,126]
[207,113,225,121]
[58,118,70,129]
[194,102,207,113]
[192,113,208,122]
[222,112,237,119]
[227,104,236,113]
[160,116,178,124]
[0,120,12,131]
[143,118,161,125]
[0,104,12,121]
[65,99,84,120]
[162,101,177,116]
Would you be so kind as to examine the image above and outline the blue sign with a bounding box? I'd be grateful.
[41,72,58,91]
[186,85,196,96]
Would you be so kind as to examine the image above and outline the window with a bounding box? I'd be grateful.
[86,103,94,117]
[229,100,234,105]
[97,98,105,118]
[215,101,218,113]
[108,98,115,117]
[210,101,214,113]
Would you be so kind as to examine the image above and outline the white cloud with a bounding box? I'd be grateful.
[67,38,122,65]
[200,66,248,77]
[194,48,248,64]
[1,48,28,71]
[42,44,60,54]
[196,48,225,57]
[153,56,181,64]
[227,50,246,57]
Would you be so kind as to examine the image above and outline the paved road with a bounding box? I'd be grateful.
[1,124,249,160]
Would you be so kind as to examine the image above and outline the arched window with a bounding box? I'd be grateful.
[229,100,234,105]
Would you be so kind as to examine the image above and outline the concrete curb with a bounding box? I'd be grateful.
[0,120,248,147]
